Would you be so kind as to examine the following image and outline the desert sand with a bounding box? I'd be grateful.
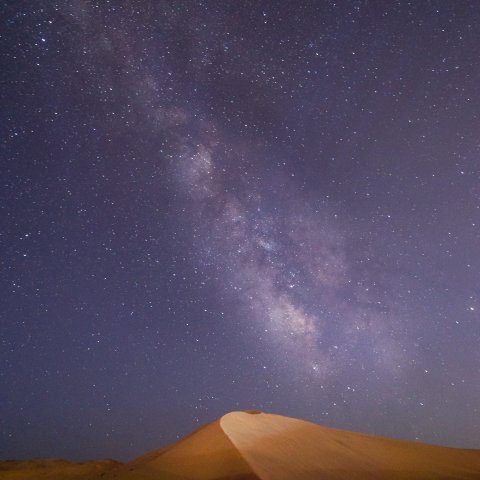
[2,411,480,479]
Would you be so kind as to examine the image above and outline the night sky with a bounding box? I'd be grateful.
[1,0,480,462]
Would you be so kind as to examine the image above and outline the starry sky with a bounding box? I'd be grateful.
[1,0,480,462]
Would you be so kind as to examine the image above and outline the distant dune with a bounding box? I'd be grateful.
[0,458,121,479]
[2,411,480,479]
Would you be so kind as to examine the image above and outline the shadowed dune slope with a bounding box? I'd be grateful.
[106,416,258,480]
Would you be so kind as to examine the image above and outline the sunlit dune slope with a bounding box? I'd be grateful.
[221,411,480,479]
[0,458,120,480]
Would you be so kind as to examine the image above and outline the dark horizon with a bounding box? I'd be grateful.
[1,0,480,462]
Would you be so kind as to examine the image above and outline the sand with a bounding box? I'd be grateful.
[2,411,480,479]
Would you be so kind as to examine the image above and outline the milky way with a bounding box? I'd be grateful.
[172,126,413,381]
[1,0,480,461]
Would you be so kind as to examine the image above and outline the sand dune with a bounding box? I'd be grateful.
[106,410,480,480]
[2,411,480,479]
